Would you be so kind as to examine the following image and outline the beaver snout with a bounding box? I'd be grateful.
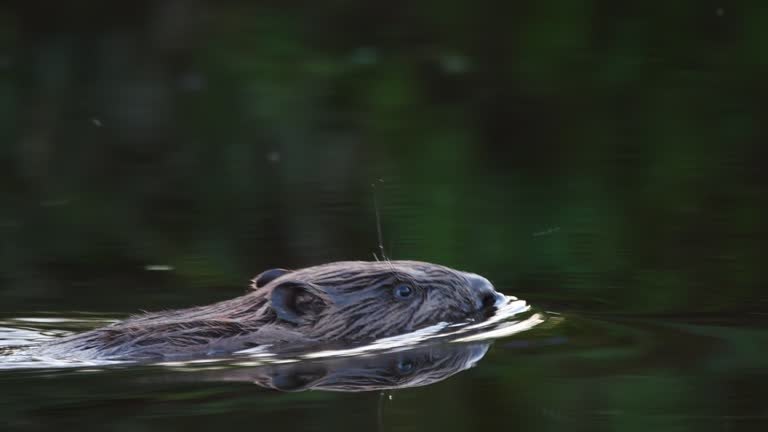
[465,273,505,310]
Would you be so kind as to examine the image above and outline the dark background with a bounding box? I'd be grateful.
[2,3,768,432]
[0,1,765,316]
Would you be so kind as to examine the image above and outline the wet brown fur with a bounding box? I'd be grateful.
[36,260,498,361]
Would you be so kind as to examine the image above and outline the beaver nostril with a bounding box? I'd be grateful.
[480,292,497,309]
[465,273,501,310]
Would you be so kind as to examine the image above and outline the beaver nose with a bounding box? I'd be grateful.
[466,273,504,309]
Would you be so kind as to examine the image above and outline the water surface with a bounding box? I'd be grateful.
[2,305,767,430]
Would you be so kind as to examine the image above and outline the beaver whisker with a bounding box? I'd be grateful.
[383,254,399,281]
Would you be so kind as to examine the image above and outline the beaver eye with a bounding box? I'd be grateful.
[396,359,416,374]
[393,284,414,299]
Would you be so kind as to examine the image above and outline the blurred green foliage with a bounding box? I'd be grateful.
[0,1,765,315]
[1,4,768,431]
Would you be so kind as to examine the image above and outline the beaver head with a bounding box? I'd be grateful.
[36,260,505,360]
[252,260,504,341]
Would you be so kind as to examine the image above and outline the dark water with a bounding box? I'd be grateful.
[1,1,768,431]
[2,311,767,430]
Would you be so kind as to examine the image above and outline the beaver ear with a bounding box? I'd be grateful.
[250,268,291,290]
[270,282,327,324]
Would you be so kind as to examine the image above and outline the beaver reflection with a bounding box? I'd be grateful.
[184,342,489,392]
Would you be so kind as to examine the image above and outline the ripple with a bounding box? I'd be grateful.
[289,296,545,360]
[0,295,548,371]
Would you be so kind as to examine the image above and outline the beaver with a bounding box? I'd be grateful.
[35,260,505,361]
